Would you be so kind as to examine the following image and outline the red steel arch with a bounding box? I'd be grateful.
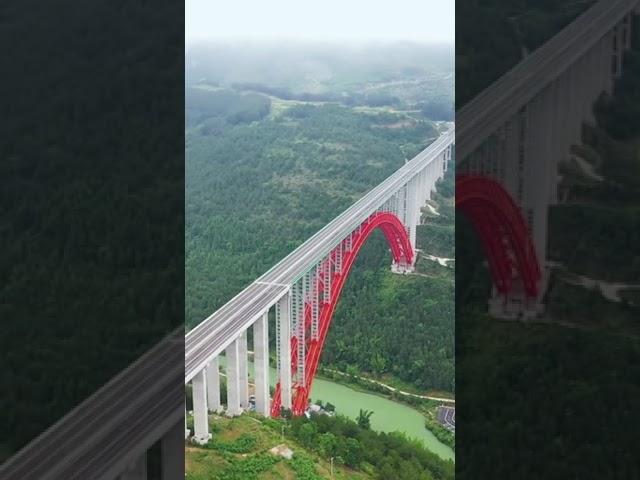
[455,175,541,298]
[271,212,414,417]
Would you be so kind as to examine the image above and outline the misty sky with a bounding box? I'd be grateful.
[185,0,454,45]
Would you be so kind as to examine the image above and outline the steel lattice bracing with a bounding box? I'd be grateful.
[270,211,414,416]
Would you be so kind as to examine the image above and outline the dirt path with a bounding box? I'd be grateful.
[322,368,455,404]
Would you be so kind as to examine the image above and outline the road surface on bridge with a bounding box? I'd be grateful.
[456,0,638,159]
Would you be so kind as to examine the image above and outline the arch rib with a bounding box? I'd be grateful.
[271,212,413,416]
[455,175,541,298]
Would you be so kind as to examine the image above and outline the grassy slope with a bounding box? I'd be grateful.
[186,415,371,480]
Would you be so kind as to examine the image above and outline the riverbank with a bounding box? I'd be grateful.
[319,367,455,403]
[215,356,454,460]
[316,367,455,451]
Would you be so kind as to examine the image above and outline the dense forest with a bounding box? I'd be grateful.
[456,2,640,478]
[0,0,183,460]
[185,43,455,395]
[186,87,272,126]
[456,0,597,106]
[186,413,454,480]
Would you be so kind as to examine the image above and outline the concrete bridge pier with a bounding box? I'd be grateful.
[226,339,242,416]
[238,330,250,409]
[485,15,632,320]
[406,175,420,262]
[254,312,270,416]
[206,357,221,413]
[278,292,292,411]
[161,420,186,479]
[192,369,211,444]
[185,404,189,439]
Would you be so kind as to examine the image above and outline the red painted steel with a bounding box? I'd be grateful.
[455,175,541,297]
[271,212,413,417]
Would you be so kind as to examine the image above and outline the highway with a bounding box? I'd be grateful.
[0,330,184,480]
[185,126,455,383]
[456,0,637,160]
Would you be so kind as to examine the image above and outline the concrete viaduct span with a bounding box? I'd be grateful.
[456,0,639,319]
[184,127,455,444]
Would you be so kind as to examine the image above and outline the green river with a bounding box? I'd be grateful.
[220,358,454,461]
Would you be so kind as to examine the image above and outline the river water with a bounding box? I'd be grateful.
[310,376,454,461]
[218,358,454,461]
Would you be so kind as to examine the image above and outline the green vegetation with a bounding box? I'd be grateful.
[185,47,455,395]
[456,6,640,478]
[1,0,183,458]
[185,45,455,478]
[548,205,640,283]
[549,28,640,287]
[423,416,455,451]
[457,0,596,106]
[186,87,271,126]
[186,413,454,480]
[456,306,640,479]
[356,410,374,430]
[595,43,640,142]
[186,102,437,328]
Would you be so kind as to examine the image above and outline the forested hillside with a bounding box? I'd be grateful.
[456,0,596,106]
[0,0,183,459]
[185,43,455,394]
[456,2,640,478]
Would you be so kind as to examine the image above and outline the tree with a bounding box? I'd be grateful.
[298,422,318,449]
[357,409,374,430]
[318,432,338,457]
[343,437,364,468]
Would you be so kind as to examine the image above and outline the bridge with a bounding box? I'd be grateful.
[456,0,639,319]
[3,1,639,477]
[0,330,184,480]
[184,127,455,443]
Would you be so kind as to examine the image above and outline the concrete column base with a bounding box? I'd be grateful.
[488,296,543,321]
[162,420,186,479]
[225,407,243,418]
[191,433,212,445]
[391,262,414,274]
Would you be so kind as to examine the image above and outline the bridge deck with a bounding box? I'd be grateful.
[185,127,455,383]
[0,330,184,480]
[456,0,638,159]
